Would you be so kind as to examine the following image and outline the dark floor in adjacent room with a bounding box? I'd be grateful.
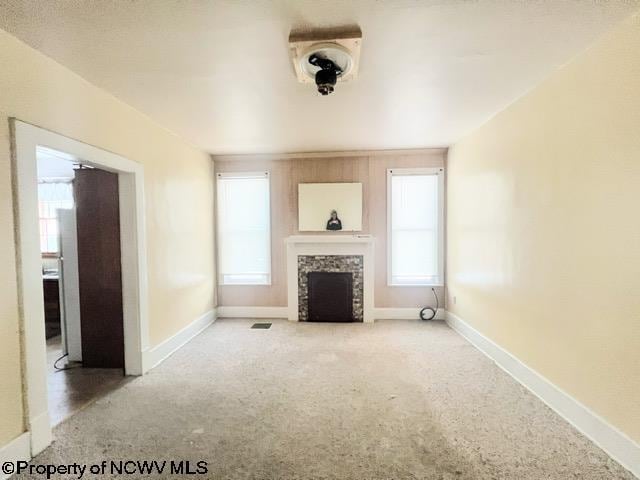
[46,336,128,426]
[24,320,634,479]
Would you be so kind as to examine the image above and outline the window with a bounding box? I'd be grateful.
[38,181,74,254]
[217,172,271,285]
[387,167,444,286]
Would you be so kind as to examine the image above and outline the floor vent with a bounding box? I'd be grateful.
[251,323,272,329]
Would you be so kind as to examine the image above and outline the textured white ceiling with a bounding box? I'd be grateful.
[1,0,638,154]
[37,149,75,179]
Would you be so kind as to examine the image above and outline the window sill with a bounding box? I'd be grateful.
[388,283,444,288]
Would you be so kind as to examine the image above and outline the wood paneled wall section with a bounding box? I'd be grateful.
[214,150,446,308]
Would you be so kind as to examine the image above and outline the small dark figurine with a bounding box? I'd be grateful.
[326,210,342,231]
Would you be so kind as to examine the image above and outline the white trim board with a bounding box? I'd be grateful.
[217,306,446,321]
[374,307,445,321]
[212,147,448,162]
[445,311,640,478]
[11,120,150,456]
[217,306,288,319]
[0,432,30,480]
[143,309,216,372]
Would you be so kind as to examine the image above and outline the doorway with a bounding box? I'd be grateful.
[12,120,149,456]
[36,149,129,426]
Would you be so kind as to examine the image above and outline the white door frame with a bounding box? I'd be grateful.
[10,120,149,455]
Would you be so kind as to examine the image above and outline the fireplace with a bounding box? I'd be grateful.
[297,255,363,322]
[307,272,353,322]
[285,235,374,323]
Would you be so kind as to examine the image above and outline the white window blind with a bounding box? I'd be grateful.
[217,172,271,285]
[38,181,74,254]
[388,168,443,286]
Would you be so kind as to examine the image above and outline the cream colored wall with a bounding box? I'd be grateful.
[214,150,446,308]
[447,13,640,443]
[0,30,215,446]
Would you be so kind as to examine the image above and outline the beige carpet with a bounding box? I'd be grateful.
[21,319,633,479]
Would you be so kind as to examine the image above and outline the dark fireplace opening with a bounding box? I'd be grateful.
[307,272,354,322]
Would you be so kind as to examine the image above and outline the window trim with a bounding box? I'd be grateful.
[386,167,445,287]
[216,170,272,286]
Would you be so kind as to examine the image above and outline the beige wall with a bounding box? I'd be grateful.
[214,151,446,308]
[0,30,215,446]
[447,13,640,443]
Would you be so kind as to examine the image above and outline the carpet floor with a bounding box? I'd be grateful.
[19,318,634,479]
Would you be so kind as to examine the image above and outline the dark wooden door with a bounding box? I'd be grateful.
[74,168,124,369]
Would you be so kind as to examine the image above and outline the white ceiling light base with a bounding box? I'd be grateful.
[289,27,362,85]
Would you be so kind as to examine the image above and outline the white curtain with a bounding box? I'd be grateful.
[217,173,271,285]
[390,174,440,285]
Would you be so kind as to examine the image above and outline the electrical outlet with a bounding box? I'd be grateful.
[453,296,457,305]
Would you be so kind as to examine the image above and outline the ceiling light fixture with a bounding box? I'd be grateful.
[289,27,362,96]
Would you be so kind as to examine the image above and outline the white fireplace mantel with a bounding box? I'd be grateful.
[285,235,375,323]
[285,234,374,244]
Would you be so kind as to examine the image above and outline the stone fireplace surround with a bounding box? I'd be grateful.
[286,235,374,323]
[298,255,364,322]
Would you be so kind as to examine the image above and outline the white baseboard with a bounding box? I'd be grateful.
[142,309,216,372]
[0,432,30,480]
[445,311,640,479]
[217,306,288,319]
[374,307,445,320]
[28,411,52,456]
[217,306,446,321]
